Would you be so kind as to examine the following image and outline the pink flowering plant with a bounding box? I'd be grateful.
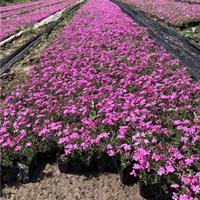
[0,0,200,199]
[0,0,66,19]
[131,102,200,198]
[0,0,77,41]
[121,0,200,27]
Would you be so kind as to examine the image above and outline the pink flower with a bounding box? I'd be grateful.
[185,155,198,166]
[14,145,22,151]
[171,184,179,189]
[70,133,79,140]
[191,185,200,193]
[181,175,191,185]
[58,137,69,144]
[152,153,161,161]
[157,166,165,176]
[117,126,128,139]
[107,144,115,157]
[25,142,32,147]
[179,194,193,200]
[165,164,175,174]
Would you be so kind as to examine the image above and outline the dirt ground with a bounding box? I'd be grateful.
[0,26,47,61]
[0,28,53,100]
[2,164,144,200]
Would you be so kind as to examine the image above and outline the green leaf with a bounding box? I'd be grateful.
[89,110,97,120]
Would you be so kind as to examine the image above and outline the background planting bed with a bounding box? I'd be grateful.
[0,0,78,42]
[111,0,200,80]
[119,0,200,44]
[0,0,84,75]
[119,0,200,27]
[174,0,200,4]
[0,0,68,19]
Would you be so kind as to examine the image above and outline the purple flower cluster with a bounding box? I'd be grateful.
[0,0,66,19]
[0,0,77,42]
[121,0,200,26]
[0,0,199,199]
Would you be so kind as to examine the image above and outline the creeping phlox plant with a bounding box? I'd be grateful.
[178,0,200,3]
[0,0,199,199]
[0,0,55,12]
[0,0,77,41]
[121,0,200,26]
[0,0,66,19]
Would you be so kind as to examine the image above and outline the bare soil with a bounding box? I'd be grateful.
[0,26,47,61]
[0,23,60,100]
[0,38,47,100]
[2,164,144,200]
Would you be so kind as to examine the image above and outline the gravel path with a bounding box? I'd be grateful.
[2,164,144,200]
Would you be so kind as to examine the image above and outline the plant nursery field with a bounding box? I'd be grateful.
[0,0,200,200]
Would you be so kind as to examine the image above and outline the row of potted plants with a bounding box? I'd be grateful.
[0,146,168,200]
[0,0,67,19]
[120,0,200,27]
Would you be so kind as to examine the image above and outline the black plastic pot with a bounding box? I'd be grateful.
[119,165,138,185]
[162,192,173,200]
[28,151,53,181]
[1,165,19,185]
[36,148,58,163]
[90,153,108,172]
[139,182,162,200]
[106,156,120,173]
[57,155,91,174]
[57,155,69,173]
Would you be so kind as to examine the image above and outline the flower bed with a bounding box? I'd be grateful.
[0,0,78,42]
[0,0,66,19]
[0,0,200,199]
[0,0,49,12]
[120,0,200,27]
[176,0,200,3]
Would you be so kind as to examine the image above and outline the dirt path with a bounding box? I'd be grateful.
[2,164,144,200]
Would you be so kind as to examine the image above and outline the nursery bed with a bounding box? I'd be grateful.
[174,0,200,4]
[0,23,57,75]
[118,0,200,43]
[119,0,200,28]
[0,35,49,100]
[111,0,200,80]
[1,0,200,199]
[0,3,83,99]
[0,0,84,75]
[0,0,79,43]
[0,0,67,19]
